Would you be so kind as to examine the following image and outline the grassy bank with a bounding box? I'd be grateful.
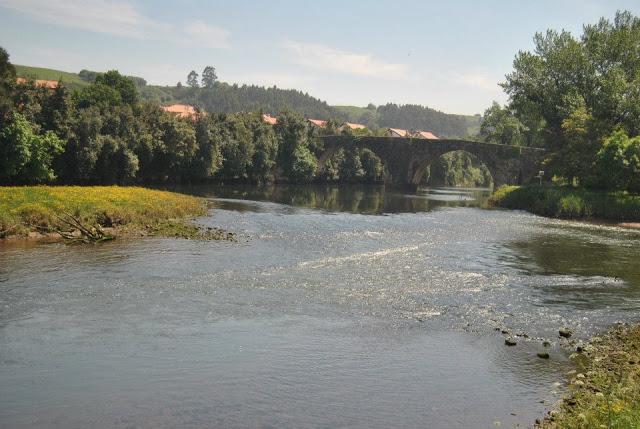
[537,324,640,428]
[0,186,232,241]
[489,185,640,221]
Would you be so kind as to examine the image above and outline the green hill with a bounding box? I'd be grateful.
[14,65,88,88]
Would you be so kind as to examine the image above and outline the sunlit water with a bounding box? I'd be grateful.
[1,185,639,428]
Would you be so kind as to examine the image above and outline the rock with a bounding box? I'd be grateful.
[576,373,585,379]
[576,344,584,353]
[559,327,573,338]
[537,352,550,359]
[595,392,604,398]
[574,380,585,386]
[501,329,510,335]
[542,340,551,347]
[505,337,517,346]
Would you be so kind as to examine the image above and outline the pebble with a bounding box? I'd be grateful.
[537,352,550,359]
[505,337,517,346]
[559,327,573,338]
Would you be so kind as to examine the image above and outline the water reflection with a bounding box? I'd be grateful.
[169,184,492,214]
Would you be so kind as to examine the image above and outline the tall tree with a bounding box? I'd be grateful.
[0,46,16,122]
[187,70,199,88]
[201,66,217,88]
[501,10,640,186]
[479,102,526,146]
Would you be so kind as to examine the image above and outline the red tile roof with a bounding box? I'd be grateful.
[262,114,278,125]
[388,127,410,137]
[342,122,367,130]
[16,77,59,89]
[308,119,327,128]
[414,130,439,140]
[162,104,199,119]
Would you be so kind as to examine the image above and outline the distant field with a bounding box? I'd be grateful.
[14,65,88,87]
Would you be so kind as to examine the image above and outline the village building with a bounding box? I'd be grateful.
[387,127,411,138]
[413,130,439,140]
[307,119,327,128]
[339,122,367,132]
[262,114,278,125]
[161,104,199,119]
[16,77,59,89]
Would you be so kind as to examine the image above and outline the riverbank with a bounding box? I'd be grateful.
[537,324,640,428]
[489,185,640,222]
[0,186,234,242]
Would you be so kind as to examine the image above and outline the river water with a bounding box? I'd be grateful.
[1,185,639,428]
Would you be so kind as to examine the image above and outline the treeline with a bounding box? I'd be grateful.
[376,104,480,138]
[140,66,480,137]
[140,83,345,123]
[0,47,383,186]
[335,104,480,138]
[479,10,640,193]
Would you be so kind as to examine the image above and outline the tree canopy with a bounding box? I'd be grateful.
[499,10,640,189]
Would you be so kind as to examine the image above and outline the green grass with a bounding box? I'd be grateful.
[0,186,232,241]
[489,185,640,221]
[537,324,640,428]
[14,65,88,88]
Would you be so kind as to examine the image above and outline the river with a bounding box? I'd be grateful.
[1,185,639,428]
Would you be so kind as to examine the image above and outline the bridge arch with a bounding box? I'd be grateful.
[317,135,544,188]
[409,150,494,188]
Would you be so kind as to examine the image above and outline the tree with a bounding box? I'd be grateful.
[339,148,365,182]
[479,102,526,145]
[201,66,217,88]
[275,110,316,180]
[590,130,640,192]
[0,46,16,122]
[0,112,64,183]
[94,70,139,106]
[187,70,199,88]
[360,148,383,182]
[289,145,317,182]
[501,10,640,187]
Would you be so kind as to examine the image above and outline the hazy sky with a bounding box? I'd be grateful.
[1,0,638,114]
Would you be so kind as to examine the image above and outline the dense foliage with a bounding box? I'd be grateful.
[493,10,640,192]
[0,48,384,186]
[490,185,640,221]
[423,151,492,188]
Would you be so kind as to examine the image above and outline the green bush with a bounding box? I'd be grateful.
[489,185,640,221]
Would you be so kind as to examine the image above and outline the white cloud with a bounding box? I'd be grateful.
[0,0,163,39]
[0,0,231,49]
[184,21,231,49]
[450,72,497,90]
[283,41,408,79]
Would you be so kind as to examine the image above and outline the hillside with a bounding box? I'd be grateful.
[140,83,346,123]
[13,64,481,138]
[14,65,88,89]
[335,104,481,138]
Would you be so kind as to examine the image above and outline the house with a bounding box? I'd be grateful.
[340,122,367,131]
[413,130,439,140]
[387,127,410,138]
[262,114,278,125]
[162,104,199,119]
[307,118,327,128]
[16,77,59,89]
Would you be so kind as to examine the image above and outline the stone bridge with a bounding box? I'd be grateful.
[317,135,545,188]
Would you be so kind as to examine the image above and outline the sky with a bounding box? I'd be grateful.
[1,0,639,115]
